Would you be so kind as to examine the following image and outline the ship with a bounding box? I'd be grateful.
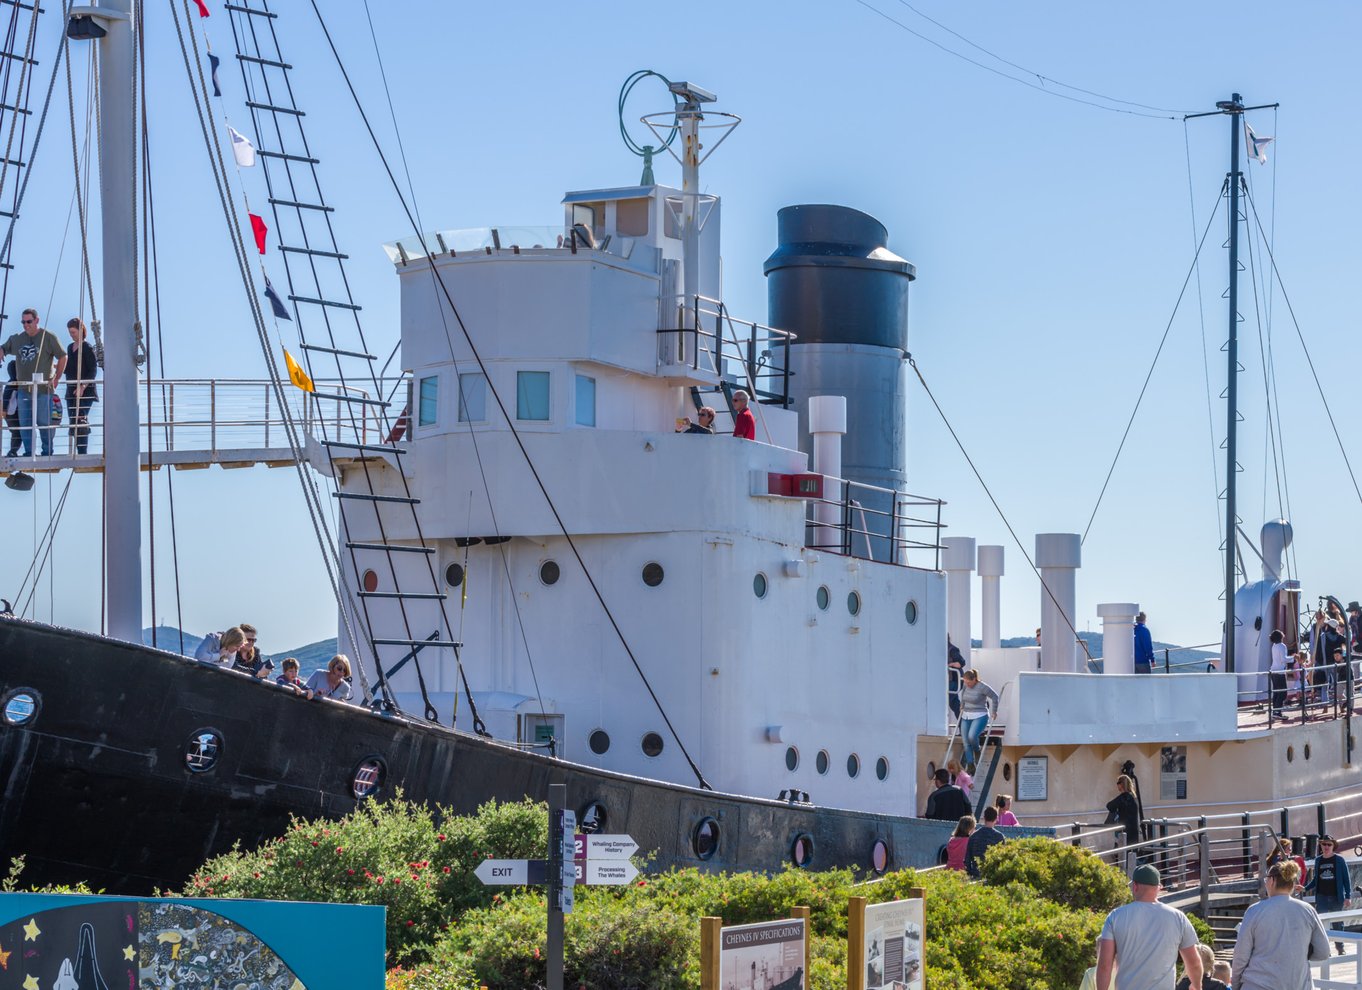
[0,2,1355,894]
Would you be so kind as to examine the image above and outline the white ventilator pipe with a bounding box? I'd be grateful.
[941,537,977,665]
[809,395,846,533]
[1036,533,1081,673]
[1260,519,1293,581]
[1097,603,1139,675]
[977,545,1004,649]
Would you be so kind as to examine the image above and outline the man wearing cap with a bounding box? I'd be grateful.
[1095,864,1201,990]
[1305,834,1351,953]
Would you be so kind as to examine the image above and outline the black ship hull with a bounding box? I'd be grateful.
[0,617,950,892]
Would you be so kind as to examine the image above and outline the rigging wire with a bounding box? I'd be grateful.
[886,0,1195,115]
[307,0,711,789]
[1241,189,1286,525]
[1080,185,1225,544]
[852,0,1183,120]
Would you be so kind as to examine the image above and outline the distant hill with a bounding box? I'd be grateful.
[142,625,202,654]
[141,626,336,668]
[976,631,1217,663]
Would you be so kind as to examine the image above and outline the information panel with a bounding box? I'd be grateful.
[863,897,924,990]
[719,917,806,990]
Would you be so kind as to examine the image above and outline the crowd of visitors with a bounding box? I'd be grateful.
[193,622,354,703]
[2,310,99,458]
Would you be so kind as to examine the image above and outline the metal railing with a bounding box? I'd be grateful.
[807,474,945,570]
[657,294,796,407]
[2,377,396,460]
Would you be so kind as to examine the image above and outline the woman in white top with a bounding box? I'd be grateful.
[1268,629,1289,715]
[306,653,354,702]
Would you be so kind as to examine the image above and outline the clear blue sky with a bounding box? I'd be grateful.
[7,1,1360,653]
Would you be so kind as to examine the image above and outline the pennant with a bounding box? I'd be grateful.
[192,0,210,16]
[208,52,221,97]
[249,213,268,254]
[1245,122,1273,165]
[228,126,256,168]
[263,276,291,321]
[283,348,314,393]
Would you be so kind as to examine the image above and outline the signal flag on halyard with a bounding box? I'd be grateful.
[192,0,209,16]
[1245,122,1273,164]
[263,276,291,321]
[283,349,315,393]
[208,53,222,97]
[228,126,256,167]
[250,213,268,254]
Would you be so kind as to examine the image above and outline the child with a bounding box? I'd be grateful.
[995,793,1019,826]
[275,657,313,699]
[947,758,973,800]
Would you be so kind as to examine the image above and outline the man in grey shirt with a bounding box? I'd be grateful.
[1231,859,1330,990]
[1096,864,1201,990]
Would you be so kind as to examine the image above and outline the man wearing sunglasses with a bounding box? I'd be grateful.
[0,308,66,456]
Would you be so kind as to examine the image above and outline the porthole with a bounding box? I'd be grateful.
[753,573,769,599]
[1304,744,1312,761]
[361,569,379,593]
[589,729,611,754]
[847,591,861,616]
[539,560,561,586]
[876,756,890,781]
[815,750,829,775]
[579,801,607,834]
[1003,762,1012,782]
[926,760,937,778]
[352,757,386,799]
[847,753,861,778]
[791,833,815,869]
[871,839,891,874]
[693,817,720,860]
[816,586,830,611]
[444,563,465,587]
[642,562,665,587]
[2,689,39,726]
[1286,746,1295,763]
[905,600,918,624]
[642,731,664,758]
[785,747,799,772]
[184,729,223,774]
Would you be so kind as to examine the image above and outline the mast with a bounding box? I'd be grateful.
[1223,93,1242,673]
[72,0,141,642]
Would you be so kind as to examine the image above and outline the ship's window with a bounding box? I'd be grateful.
[353,758,386,799]
[579,801,607,834]
[571,203,599,234]
[642,562,665,587]
[876,756,890,781]
[816,586,830,611]
[694,817,720,860]
[616,198,650,237]
[1304,743,1312,760]
[540,560,561,586]
[1286,746,1295,763]
[785,747,799,772]
[905,600,918,624]
[445,563,464,587]
[847,753,861,778]
[589,729,610,755]
[361,569,379,593]
[642,731,664,758]
[516,371,551,421]
[184,730,223,774]
[575,375,596,427]
[847,591,862,616]
[791,833,815,869]
[753,573,768,599]
[418,375,439,426]
[815,749,829,775]
[458,372,487,422]
[871,839,891,874]
[1003,762,1012,782]
[2,689,38,726]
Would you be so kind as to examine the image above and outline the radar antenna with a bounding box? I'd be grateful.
[618,70,679,185]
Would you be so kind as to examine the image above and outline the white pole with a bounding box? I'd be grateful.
[1097,603,1139,675]
[941,537,976,665]
[808,395,846,535]
[977,545,1004,650]
[680,107,700,328]
[94,1,143,643]
[1036,534,1081,673]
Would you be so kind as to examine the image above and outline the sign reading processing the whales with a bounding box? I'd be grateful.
[0,894,384,989]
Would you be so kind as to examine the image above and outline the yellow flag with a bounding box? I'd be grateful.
[283,348,314,393]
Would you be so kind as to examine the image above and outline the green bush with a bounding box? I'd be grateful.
[979,837,1131,912]
[3,856,96,895]
[182,793,545,964]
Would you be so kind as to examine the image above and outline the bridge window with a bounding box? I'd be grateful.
[418,375,439,426]
[458,373,486,422]
[575,375,596,427]
[516,371,551,421]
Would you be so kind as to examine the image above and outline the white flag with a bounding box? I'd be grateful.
[228,126,256,167]
[1245,122,1273,165]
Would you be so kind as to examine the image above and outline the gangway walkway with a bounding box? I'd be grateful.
[0,377,401,477]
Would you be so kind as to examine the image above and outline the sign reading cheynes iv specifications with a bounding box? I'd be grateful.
[720,917,806,990]
[863,898,924,990]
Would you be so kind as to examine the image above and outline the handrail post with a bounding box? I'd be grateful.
[781,331,791,407]
[841,482,852,556]
[1318,802,1327,841]
[168,382,175,451]
[1241,812,1251,880]
[264,381,270,448]
[1198,819,1209,917]
[209,380,216,454]
[1164,648,1170,674]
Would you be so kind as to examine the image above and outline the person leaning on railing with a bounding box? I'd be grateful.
[63,317,98,455]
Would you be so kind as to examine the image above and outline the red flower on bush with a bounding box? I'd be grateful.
[437,834,446,842]
[294,860,303,868]
[335,846,344,855]
[393,877,402,885]
[348,869,356,876]
[442,866,451,874]
[376,877,385,885]
[406,920,414,927]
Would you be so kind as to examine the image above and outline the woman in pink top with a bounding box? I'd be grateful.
[946,815,975,871]
[995,794,1018,826]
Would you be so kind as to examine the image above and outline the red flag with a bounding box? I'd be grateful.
[192,0,209,16]
[250,213,268,255]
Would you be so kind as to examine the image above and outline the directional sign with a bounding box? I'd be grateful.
[583,860,639,886]
[573,833,638,862]
[475,859,548,886]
